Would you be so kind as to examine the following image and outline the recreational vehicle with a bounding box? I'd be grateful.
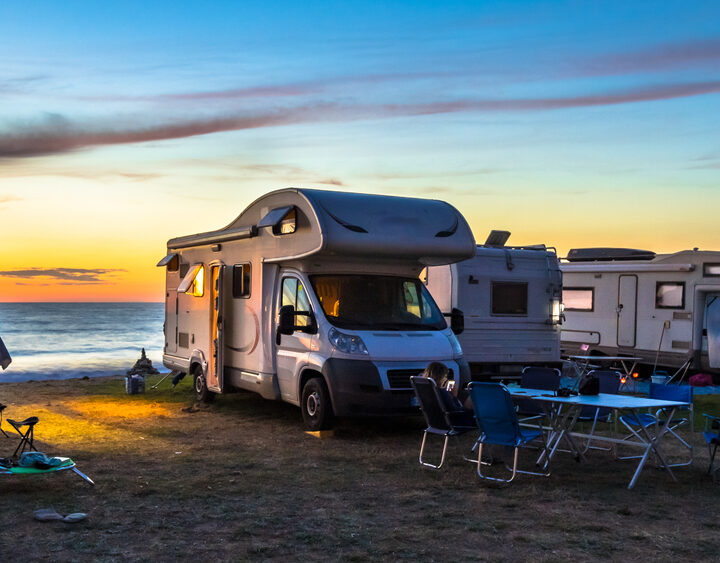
[157,188,476,430]
[561,248,720,376]
[423,231,563,380]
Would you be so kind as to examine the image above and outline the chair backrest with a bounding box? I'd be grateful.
[649,383,694,404]
[410,376,451,432]
[468,382,522,447]
[579,370,620,419]
[521,366,561,390]
[516,366,561,415]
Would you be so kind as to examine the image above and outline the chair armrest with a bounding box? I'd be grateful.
[703,413,720,430]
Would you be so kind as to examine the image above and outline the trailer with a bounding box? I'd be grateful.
[423,231,563,380]
[560,248,720,377]
[157,188,475,430]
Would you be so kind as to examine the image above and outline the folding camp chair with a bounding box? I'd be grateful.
[468,382,550,484]
[516,367,561,422]
[576,370,621,453]
[702,414,720,481]
[619,383,694,467]
[0,403,9,438]
[7,416,39,458]
[410,376,476,469]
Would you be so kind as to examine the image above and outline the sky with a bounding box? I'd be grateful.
[1,0,719,302]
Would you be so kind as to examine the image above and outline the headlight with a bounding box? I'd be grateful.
[328,328,368,355]
[446,333,463,357]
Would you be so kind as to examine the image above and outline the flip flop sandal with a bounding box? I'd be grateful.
[62,513,88,523]
[34,508,64,522]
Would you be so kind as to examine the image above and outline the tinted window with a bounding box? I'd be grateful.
[563,287,594,311]
[656,282,684,309]
[232,263,251,298]
[492,282,528,315]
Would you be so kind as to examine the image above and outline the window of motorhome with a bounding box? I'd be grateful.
[656,282,684,309]
[704,263,720,277]
[419,267,428,285]
[178,264,204,297]
[233,263,251,298]
[281,277,312,327]
[310,274,446,331]
[274,208,297,235]
[492,282,528,315]
[563,287,594,311]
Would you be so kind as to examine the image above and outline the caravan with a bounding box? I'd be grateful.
[157,188,476,429]
[561,248,720,376]
[423,231,563,380]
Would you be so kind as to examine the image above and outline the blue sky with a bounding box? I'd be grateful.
[1,1,719,300]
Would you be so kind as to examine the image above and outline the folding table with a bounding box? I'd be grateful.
[508,387,690,489]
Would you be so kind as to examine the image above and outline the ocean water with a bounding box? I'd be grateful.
[0,302,167,383]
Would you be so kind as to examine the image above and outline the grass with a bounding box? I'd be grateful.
[1,374,719,561]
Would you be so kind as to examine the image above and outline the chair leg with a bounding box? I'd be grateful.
[419,431,450,470]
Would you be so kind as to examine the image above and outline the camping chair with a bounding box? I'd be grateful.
[516,367,561,422]
[7,416,39,458]
[468,382,550,484]
[576,370,621,453]
[0,453,94,486]
[702,414,720,481]
[0,403,9,438]
[619,383,694,467]
[410,376,476,470]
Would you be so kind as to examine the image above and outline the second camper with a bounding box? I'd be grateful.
[424,231,563,380]
[157,188,476,430]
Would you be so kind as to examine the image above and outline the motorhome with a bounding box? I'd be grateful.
[157,188,476,430]
[561,248,720,376]
[423,231,563,380]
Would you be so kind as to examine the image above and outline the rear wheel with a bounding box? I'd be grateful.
[193,365,215,403]
[301,377,334,431]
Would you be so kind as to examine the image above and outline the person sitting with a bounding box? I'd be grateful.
[423,362,474,427]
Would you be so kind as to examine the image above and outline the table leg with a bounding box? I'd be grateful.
[626,407,677,489]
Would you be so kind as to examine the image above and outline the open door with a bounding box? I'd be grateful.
[207,265,225,392]
[707,294,720,369]
[617,275,638,347]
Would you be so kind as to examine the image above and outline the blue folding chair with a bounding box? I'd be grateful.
[619,383,694,467]
[468,382,550,484]
[702,414,720,481]
[410,376,476,470]
[576,370,621,453]
[515,367,561,421]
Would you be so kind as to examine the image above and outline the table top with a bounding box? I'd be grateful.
[565,355,643,362]
[507,387,689,409]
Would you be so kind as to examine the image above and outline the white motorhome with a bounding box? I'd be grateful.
[424,231,563,380]
[561,248,720,376]
[157,188,475,430]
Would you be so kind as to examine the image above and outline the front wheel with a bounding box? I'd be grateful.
[193,366,215,403]
[301,377,334,431]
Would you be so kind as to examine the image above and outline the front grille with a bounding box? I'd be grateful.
[387,368,455,389]
[387,369,423,389]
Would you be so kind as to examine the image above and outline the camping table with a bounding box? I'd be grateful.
[508,387,690,489]
[564,355,643,391]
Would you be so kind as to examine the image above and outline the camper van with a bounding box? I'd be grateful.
[423,231,563,380]
[561,248,720,376]
[157,188,476,430]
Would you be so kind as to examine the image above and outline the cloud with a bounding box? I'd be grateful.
[0,268,125,284]
[2,81,719,159]
[316,178,344,186]
[587,38,720,75]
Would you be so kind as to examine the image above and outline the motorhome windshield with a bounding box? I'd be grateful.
[310,274,447,331]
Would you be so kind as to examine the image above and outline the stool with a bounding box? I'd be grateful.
[7,416,39,458]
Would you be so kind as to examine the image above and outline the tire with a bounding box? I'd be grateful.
[301,377,334,431]
[193,365,215,403]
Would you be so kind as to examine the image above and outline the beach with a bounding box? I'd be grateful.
[1,373,719,561]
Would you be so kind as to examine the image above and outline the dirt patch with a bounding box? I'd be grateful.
[1,375,718,561]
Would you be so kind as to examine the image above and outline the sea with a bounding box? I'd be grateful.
[0,302,167,383]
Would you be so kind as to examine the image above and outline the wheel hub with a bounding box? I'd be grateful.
[306,391,320,416]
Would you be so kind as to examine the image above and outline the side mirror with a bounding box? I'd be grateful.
[450,308,464,335]
[295,311,318,334]
[278,305,296,336]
